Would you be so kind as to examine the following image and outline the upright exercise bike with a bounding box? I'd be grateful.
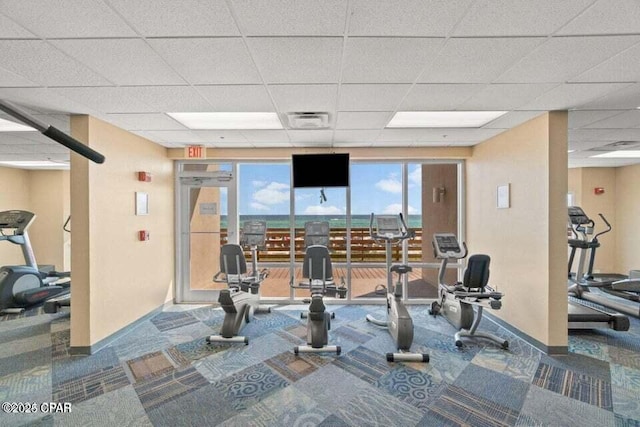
[0,210,70,314]
[430,233,508,349]
[206,220,270,345]
[290,221,346,355]
[365,213,429,363]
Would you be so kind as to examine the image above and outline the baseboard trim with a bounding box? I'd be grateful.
[70,301,171,356]
[483,311,568,355]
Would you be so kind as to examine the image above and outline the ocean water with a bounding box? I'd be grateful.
[222,215,422,229]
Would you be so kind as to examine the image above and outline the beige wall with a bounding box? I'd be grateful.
[28,170,70,271]
[614,164,640,274]
[567,168,617,274]
[167,146,472,160]
[467,112,568,349]
[0,166,30,265]
[0,167,69,269]
[70,115,174,349]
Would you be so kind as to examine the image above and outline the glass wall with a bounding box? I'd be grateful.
[176,160,463,303]
[237,163,291,298]
[349,163,403,299]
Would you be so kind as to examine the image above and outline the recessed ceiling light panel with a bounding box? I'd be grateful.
[0,160,69,169]
[591,150,640,158]
[167,112,283,130]
[0,117,36,132]
[386,111,507,128]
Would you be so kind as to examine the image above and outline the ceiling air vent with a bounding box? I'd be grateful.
[286,112,329,129]
[588,141,640,152]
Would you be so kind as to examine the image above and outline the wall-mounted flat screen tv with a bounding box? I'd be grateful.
[292,153,349,188]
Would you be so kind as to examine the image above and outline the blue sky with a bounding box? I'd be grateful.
[236,163,423,215]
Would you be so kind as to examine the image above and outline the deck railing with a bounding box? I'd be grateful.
[221,227,424,263]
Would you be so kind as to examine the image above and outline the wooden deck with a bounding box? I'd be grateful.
[191,266,438,299]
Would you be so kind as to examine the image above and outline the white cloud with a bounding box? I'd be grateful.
[250,202,269,211]
[252,180,267,188]
[304,205,344,215]
[382,204,418,214]
[253,182,290,205]
[383,203,403,215]
[409,167,421,185]
[375,178,402,193]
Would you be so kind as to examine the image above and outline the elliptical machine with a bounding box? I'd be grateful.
[430,233,508,349]
[206,220,270,345]
[290,221,346,355]
[0,210,70,314]
[365,213,429,363]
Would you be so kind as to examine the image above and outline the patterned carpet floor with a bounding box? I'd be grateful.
[1,303,640,427]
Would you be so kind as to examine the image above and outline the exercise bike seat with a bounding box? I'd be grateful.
[390,264,412,275]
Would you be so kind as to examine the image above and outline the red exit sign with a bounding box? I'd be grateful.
[185,145,205,159]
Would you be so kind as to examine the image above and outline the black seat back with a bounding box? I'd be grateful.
[220,244,247,276]
[302,245,333,282]
[462,254,490,291]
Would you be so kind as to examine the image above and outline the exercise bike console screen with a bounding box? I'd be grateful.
[376,215,402,237]
[433,233,464,258]
[240,221,267,248]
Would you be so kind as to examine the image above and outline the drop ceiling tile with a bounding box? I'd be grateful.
[333,141,373,147]
[520,83,632,110]
[144,130,206,144]
[333,130,381,142]
[583,110,640,128]
[460,83,557,110]
[149,38,261,84]
[335,112,392,130]
[339,84,410,111]
[51,87,154,113]
[452,0,594,36]
[247,37,342,84]
[124,86,214,112]
[496,36,640,83]
[0,87,99,115]
[349,0,472,36]
[195,85,275,111]
[269,84,338,113]
[104,113,187,131]
[2,0,136,38]
[241,130,290,143]
[580,83,640,110]
[557,0,640,35]
[419,38,544,83]
[371,140,417,147]
[193,130,248,143]
[0,15,35,38]
[571,42,640,83]
[231,0,347,35]
[0,66,37,87]
[568,110,626,129]
[342,38,443,83]
[50,39,186,86]
[0,40,112,87]
[378,128,502,143]
[570,128,640,142]
[400,84,484,110]
[107,0,239,36]
[250,141,294,148]
[480,111,544,129]
[288,130,334,143]
[570,158,640,168]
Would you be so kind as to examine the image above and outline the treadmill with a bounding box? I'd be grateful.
[566,206,630,331]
